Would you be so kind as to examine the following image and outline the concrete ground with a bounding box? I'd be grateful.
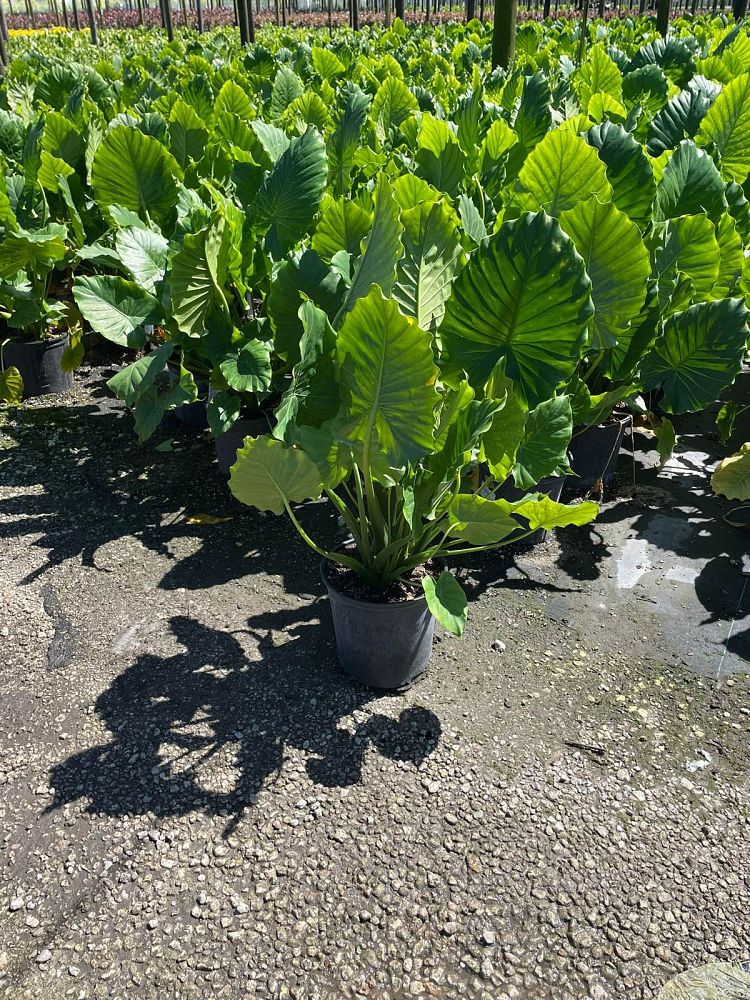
[0,368,748,1000]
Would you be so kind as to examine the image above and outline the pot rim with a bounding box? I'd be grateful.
[321,558,429,612]
[575,413,633,433]
[2,332,69,350]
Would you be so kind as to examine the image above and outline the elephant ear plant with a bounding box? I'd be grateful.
[229,285,598,689]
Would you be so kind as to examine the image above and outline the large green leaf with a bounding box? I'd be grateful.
[336,286,438,467]
[518,129,611,217]
[169,99,209,168]
[312,198,372,262]
[447,494,521,545]
[114,226,168,293]
[229,434,323,514]
[483,390,527,481]
[0,366,23,404]
[393,198,464,333]
[220,340,272,394]
[653,139,727,224]
[439,212,593,407]
[585,121,655,227]
[628,37,696,88]
[714,213,744,298]
[511,495,599,530]
[250,127,327,258]
[0,224,67,279]
[207,390,242,438]
[270,66,304,119]
[415,115,466,197]
[274,301,339,444]
[421,572,467,638]
[334,174,403,324]
[107,342,173,407]
[512,70,552,152]
[311,46,346,82]
[73,275,160,348]
[622,65,669,117]
[652,214,720,301]
[169,216,231,337]
[267,249,345,362]
[215,79,254,120]
[642,298,749,414]
[328,86,370,198]
[513,395,573,490]
[91,125,182,222]
[560,197,650,351]
[697,72,750,182]
[133,366,197,443]
[42,110,84,167]
[576,44,623,111]
[712,443,750,501]
[371,76,418,144]
[250,120,290,165]
[647,81,718,157]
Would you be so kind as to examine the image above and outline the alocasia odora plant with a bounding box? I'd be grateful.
[229,279,599,637]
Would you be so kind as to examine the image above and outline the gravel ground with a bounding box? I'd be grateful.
[1,369,749,1000]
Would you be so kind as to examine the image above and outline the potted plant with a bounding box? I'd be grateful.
[73,205,264,442]
[229,288,598,689]
[0,222,78,397]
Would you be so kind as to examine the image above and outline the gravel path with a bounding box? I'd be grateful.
[1,372,749,1000]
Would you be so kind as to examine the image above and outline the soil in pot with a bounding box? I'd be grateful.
[2,334,73,398]
[491,475,566,547]
[321,561,436,690]
[568,415,631,488]
[216,414,271,478]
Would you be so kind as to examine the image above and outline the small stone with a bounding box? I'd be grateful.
[147,918,159,930]
[491,640,506,653]
[442,922,458,936]
[9,898,24,912]
[36,950,52,964]
[444,813,458,826]
[68,966,80,978]
[482,929,496,946]
[25,916,39,928]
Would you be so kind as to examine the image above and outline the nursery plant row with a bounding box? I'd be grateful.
[1,15,750,684]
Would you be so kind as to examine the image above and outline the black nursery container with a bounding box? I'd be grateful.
[216,415,270,478]
[3,335,73,398]
[568,415,631,487]
[322,562,435,690]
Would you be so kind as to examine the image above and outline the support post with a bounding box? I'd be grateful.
[491,0,517,68]
[656,0,669,34]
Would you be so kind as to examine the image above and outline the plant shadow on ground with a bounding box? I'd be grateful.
[0,373,340,594]
[46,614,442,834]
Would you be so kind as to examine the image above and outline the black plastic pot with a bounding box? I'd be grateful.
[166,365,209,429]
[215,415,269,478]
[2,334,73,398]
[568,415,631,487]
[493,475,566,546]
[321,562,435,690]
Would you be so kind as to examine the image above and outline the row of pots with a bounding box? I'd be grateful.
[2,334,631,486]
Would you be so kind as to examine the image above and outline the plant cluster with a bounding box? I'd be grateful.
[2,15,750,625]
